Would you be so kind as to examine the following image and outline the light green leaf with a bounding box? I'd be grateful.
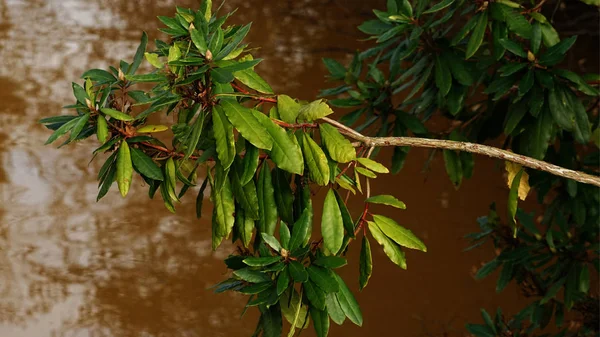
[372,214,426,252]
[144,52,164,69]
[251,110,304,175]
[220,100,273,150]
[365,195,406,209]
[96,115,108,143]
[302,133,330,186]
[507,169,523,231]
[212,174,235,239]
[116,141,133,197]
[298,99,334,121]
[359,236,373,291]
[368,221,407,269]
[244,256,281,267]
[69,113,90,141]
[321,189,344,255]
[137,124,169,133]
[356,157,389,173]
[281,289,308,329]
[234,68,274,94]
[319,123,356,163]
[355,167,377,178]
[100,108,134,121]
[258,234,281,254]
[278,95,301,124]
[212,106,236,170]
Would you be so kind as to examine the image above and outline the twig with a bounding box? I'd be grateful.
[321,117,600,187]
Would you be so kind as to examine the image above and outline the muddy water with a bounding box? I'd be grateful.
[0,1,528,336]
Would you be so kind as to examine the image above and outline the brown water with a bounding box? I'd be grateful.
[0,1,529,336]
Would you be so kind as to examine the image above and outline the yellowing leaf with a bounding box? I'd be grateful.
[137,125,169,133]
[505,161,530,200]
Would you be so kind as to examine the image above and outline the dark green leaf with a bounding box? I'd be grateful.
[257,164,278,235]
[288,260,308,283]
[443,150,463,188]
[466,12,488,59]
[313,256,347,269]
[359,236,373,291]
[130,147,163,181]
[304,280,326,310]
[434,54,452,96]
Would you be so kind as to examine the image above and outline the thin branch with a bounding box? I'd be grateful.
[322,117,600,187]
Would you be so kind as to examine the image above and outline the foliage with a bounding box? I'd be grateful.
[40,0,598,336]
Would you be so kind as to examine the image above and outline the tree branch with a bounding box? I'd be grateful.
[321,117,600,187]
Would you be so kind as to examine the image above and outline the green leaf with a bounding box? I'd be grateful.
[288,209,311,251]
[496,261,514,293]
[518,69,534,97]
[325,293,345,325]
[548,86,575,131]
[298,100,334,122]
[540,23,560,47]
[257,164,278,235]
[319,124,356,163]
[244,256,281,267]
[231,163,260,219]
[475,259,501,279]
[365,195,406,209]
[310,307,330,337]
[116,141,133,197]
[44,117,80,145]
[128,32,148,75]
[566,88,592,143]
[443,150,463,188]
[302,133,330,186]
[215,23,251,61]
[72,82,88,104]
[277,269,291,296]
[220,100,273,150]
[81,69,117,83]
[531,22,542,55]
[251,110,304,175]
[498,39,527,58]
[321,189,344,255]
[211,67,234,83]
[359,236,373,291]
[332,273,363,326]
[323,58,346,80]
[308,266,339,293]
[434,54,452,96]
[235,207,254,248]
[69,113,90,141]
[234,268,271,283]
[273,168,294,224]
[288,260,308,283]
[504,101,527,135]
[212,106,236,170]
[333,190,355,238]
[277,95,302,124]
[130,148,163,181]
[313,256,347,269]
[125,73,167,83]
[368,221,407,269]
[519,107,553,159]
[100,108,134,121]
[218,59,263,73]
[466,12,488,59]
[372,215,426,252]
[304,280,326,310]
[579,265,590,293]
[261,304,283,337]
[508,168,522,229]
[190,27,208,55]
[240,144,260,185]
[261,233,282,253]
[240,282,272,295]
[423,0,455,14]
[356,158,389,173]
[539,36,577,66]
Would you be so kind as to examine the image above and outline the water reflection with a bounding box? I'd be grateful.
[0,0,527,336]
